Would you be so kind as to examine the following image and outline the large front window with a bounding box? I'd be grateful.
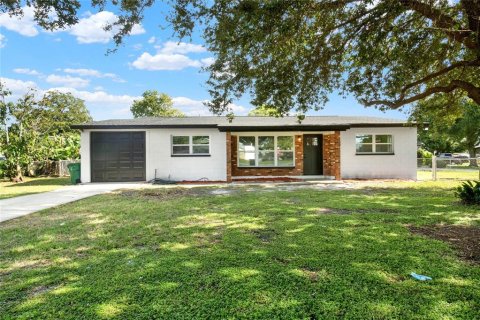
[238,135,295,167]
[355,134,393,154]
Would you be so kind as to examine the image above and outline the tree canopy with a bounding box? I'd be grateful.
[412,96,480,160]
[130,90,184,118]
[248,105,283,117]
[2,1,480,115]
[0,83,92,180]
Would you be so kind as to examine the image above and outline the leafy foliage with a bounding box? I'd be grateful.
[4,1,480,115]
[248,105,283,117]
[455,180,480,205]
[449,101,480,162]
[0,82,91,180]
[131,90,184,118]
[413,97,480,156]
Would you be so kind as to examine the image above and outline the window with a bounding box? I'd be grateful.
[355,134,393,154]
[172,135,210,155]
[238,135,295,167]
[238,136,256,166]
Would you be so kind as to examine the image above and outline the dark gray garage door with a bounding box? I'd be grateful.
[90,132,146,182]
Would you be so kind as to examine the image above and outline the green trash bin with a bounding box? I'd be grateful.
[67,163,81,184]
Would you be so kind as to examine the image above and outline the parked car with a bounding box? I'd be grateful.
[437,152,472,167]
[437,153,453,159]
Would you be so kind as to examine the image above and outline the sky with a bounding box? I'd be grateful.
[0,3,410,121]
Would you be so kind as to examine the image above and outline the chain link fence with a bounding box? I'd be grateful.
[417,156,480,181]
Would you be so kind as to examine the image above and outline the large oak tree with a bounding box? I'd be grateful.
[2,0,480,114]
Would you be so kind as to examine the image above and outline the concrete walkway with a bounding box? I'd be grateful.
[0,183,145,223]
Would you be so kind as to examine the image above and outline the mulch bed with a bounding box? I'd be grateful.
[178,180,226,184]
[118,188,209,201]
[409,225,480,264]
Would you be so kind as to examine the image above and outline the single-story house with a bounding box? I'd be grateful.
[71,116,417,183]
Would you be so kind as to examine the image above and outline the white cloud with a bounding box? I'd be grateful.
[200,57,215,67]
[132,41,213,71]
[68,11,145,44]
[13,68,42,76]
[45,74,90,88]
[132,52,202,71]
[172,97,248,116]
[172,97,212,116]
[157,41,206,54]
[48,87,140,106]
[0,33,6,48]
[0,77,39,100]
[148,36,156,44]
[62,68,125,82]
[63,68,102,77]
[0,7,145,44]
[229,103,248,114]
[0,6,39,37]
[0,76,249,118]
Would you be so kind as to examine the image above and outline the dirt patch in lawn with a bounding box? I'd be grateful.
[117,188,210,201]
[29,284,59,297]
[250,228,279,243]
[315,207,400,215]
[409,225,480,264]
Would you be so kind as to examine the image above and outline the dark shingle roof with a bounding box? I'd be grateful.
[71,116,413,131]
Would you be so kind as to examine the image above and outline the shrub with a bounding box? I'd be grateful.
[417,148,433,167]
[417,148,432,159]
[455,181,480,205]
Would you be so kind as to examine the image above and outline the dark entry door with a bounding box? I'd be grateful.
[90,132,146,182]
[303,134,323,175]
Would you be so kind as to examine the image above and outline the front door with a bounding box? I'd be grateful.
[303,134,323,175]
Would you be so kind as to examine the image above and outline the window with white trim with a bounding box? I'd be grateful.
[238,135,295,167]
[172,135,210,155]
[355,134,393,154]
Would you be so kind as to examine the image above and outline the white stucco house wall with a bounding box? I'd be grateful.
[72,116,417,183]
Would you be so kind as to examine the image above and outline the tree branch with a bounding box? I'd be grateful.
[399,0,478,50]
[399,58,480,99]
[363,79,480,108]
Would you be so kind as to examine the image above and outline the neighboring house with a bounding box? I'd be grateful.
[71,116,417,183]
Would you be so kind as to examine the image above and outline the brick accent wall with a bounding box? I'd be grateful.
[226,132,232,182]
[323,131,341,179]
[231,135,304,176]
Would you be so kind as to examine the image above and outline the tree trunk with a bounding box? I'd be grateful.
[469,149,478,167]
[10,164,24,182]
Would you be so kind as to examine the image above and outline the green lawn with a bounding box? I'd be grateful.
[0,182,479,319]
[0,177,70,200]
[417,169,480,181]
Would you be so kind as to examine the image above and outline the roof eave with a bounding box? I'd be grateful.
[217,125,351,132]
[70,124,219,130]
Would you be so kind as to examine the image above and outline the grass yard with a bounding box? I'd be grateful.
[417,169,480,181]
[0,182,479,319]
[0,177,70,200]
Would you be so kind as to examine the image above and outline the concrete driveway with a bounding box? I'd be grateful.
[0,183,145,223]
